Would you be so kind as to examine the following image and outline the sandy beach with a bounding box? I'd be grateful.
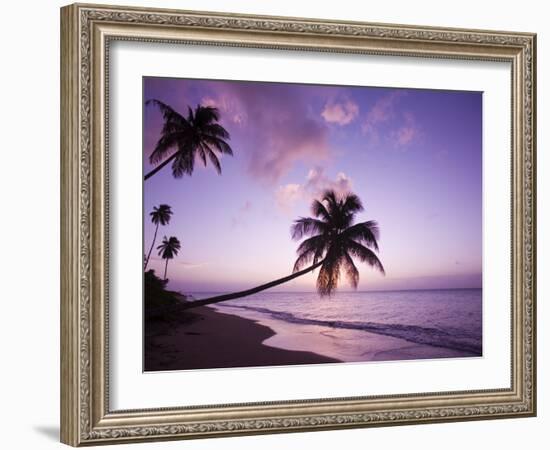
[145,298,476,372]
[144,304,339,371]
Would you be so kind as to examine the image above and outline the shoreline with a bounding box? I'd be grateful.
[144,304,339,372]
[215,304,479,363]
[145,300,477,372]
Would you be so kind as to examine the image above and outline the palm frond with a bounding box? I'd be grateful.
[194,105,221,124]
[149,133,181,165]
[322,190,340,213]
[157,236,181,259]
[171,144,195,178]
[291,217,329,240]
[310,199,331,222]
[150,204,173,226]
[146,99,186,125]
[317,255,342,297]
[293,235,327,272]
[341,193,364,215]
[203,123,230,140]
[341,220,380,251]
[187,106,195,122]
[204,135,234,155]
[203,145,222,174]
[160,120,191,137]
[347,240,385,275]
[293,252,313,273]
[342,252,359,289]
[197,145,207,167]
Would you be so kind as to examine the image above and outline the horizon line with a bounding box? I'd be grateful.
[182,286,483,295]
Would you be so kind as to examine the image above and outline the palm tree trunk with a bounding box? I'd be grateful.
[144,223,159,270]
[164,258,169,280]
[181,260,324,310]
[144,152,178,180]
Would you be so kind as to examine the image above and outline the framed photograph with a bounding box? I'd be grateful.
[60,3,537,446]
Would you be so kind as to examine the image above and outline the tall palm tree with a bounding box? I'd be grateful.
[145,100,234,180]
[157,236,181,280]
[184,190,384,309]
[144,204,173,270]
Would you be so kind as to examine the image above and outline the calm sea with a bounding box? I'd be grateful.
[189,289,482,360]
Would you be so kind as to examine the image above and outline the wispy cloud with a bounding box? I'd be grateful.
[275,167,353,213]
[321,99,359,125]
[391,113,420,148]
[362,91,403,136]
[174,261,209,269]
[305,166,353,198]
[149,256,208,269]
[201,95,246,126]
[275,184,303,213]
[361,91,420,149]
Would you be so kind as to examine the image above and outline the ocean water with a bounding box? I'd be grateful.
[190,289,482,361]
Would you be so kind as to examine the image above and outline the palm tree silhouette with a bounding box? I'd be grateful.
[185,190,384,309]
[144,204,173,270]
[144,100,234,181]
[157,236,181,280]
[292,190,385,296]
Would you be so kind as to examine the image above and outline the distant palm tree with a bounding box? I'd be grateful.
[157,236,181,280]
[185,190,384,309]
[145,100,234,180]
[144,204,173,270]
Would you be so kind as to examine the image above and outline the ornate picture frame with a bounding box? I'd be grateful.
[60,3,536,446]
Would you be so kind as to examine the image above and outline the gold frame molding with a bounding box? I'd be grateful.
[60,3,537,446]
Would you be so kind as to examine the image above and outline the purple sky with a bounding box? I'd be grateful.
[143,77,482,293]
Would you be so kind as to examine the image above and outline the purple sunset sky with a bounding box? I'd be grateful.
[143,77,482,294]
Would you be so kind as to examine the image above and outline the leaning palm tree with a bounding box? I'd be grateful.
[292,190,385,296]
[144,204,173,270]
[157,236,181,280]
[145,100,234,180]
[183,189,384,309]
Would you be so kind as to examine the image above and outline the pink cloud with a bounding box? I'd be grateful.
[201,96,218,108]
[275,184,303,213]
[304,166,353,198]
[149,256,207,269]
[199,83,331,184]
[201,95,246,126]
[321,99,359,125]
[362,91,404,136]
[391,113,420,148]
[275,167,353,212]
[361,92,420,149]
[395,127,416,145]
[253,118,329,183]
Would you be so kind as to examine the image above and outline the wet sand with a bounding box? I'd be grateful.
[218,305,478,363]
[144,305,339,371]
